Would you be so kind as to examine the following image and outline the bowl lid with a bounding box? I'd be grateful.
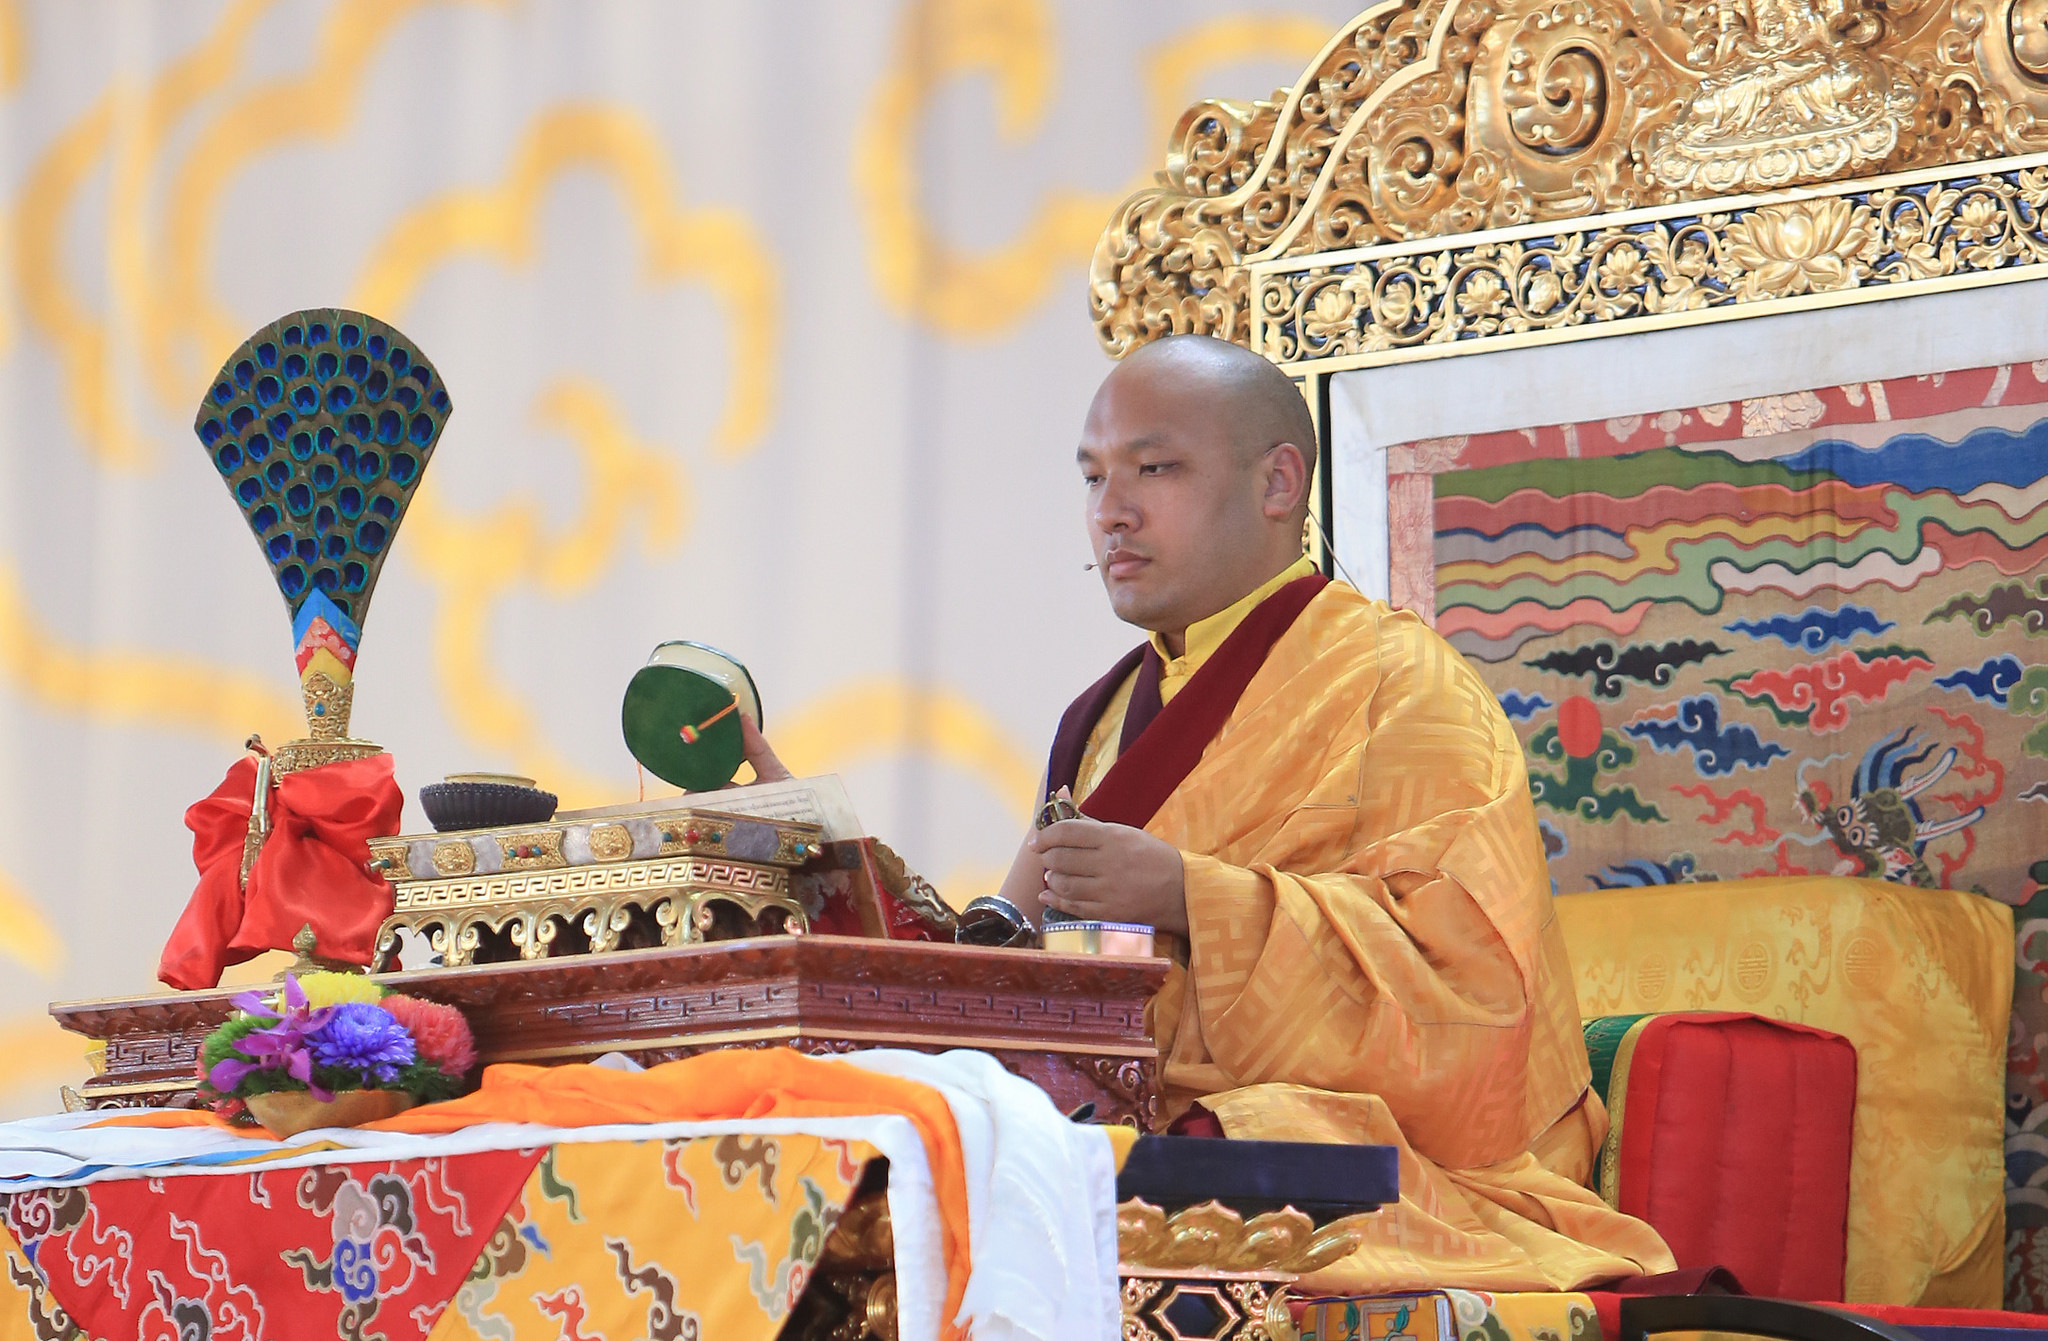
[622,641,762,793]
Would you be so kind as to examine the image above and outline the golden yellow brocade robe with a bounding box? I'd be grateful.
[1075,578,1674,1292]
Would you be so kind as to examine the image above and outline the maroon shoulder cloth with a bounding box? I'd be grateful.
[1044,573,1329,831]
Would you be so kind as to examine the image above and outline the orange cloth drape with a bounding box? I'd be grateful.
[97,1050,972,1335]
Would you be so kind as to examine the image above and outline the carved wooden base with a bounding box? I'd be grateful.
[52,935,1168,1124]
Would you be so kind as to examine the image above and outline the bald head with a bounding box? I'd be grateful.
[1117,335,1318,485]
[1076,335,1316,648]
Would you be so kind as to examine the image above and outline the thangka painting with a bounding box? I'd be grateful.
[1391,360,2048,1307]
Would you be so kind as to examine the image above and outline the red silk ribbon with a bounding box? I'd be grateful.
[157,752,404,990]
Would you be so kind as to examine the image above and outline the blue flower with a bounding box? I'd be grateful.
[307,1002,416,1085]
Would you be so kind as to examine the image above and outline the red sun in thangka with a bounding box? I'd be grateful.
[1557,696,1604,758]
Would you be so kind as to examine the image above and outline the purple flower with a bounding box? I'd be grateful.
[206,974,339,1100]
[307,1002,416,1086]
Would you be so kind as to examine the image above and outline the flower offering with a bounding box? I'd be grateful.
[197,972,476,1124]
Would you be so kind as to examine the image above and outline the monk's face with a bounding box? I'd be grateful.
[1077,360,1287,635]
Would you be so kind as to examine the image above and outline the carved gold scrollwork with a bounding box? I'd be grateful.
[1093,0,2048,356]
[1092,1,1460,355]
[373,854,809,968]
[1264,1287,1302,1341]
[1470,0,1680,221]
[1362,73,1472,236]
[1936,0,2048,151]
[1507,42,1606,155]
[587,823,633,862]
[1169,100,1283,197]
[431,841,476,877]
[2014,0,2048,74]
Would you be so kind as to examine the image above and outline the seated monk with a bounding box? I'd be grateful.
[750,334,1674,1291]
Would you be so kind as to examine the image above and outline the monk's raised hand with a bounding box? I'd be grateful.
[1030,816,1188,936]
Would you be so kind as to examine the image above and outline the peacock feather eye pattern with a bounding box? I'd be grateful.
[197,309,453,741]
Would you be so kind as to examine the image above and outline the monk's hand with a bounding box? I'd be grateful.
[738,714,793,785]
[1030,816,1188,936]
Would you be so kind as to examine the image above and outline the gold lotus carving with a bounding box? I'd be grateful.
[1116,1198,1369,1277]
[1093,0,2048,356]
[1723,197,1884,298]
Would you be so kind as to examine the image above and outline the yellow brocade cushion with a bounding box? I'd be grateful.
[1555,876,2012,1306]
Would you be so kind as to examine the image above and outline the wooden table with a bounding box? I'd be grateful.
[52,935,1171,1125]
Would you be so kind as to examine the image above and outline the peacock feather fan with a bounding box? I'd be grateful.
[196,309,452,740]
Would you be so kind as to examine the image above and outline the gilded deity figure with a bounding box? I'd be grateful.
[1647,0,1915,191]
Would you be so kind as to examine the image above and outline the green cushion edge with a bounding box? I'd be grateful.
[1582,1012,1653,1112]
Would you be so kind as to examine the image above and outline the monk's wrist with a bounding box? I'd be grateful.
[1156,846,1189,936]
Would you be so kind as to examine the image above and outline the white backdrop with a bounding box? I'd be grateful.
[0,0,1357,1116]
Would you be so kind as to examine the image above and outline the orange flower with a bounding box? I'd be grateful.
[381,995,477,1076]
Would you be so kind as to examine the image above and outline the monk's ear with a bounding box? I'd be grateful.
[1260,442,1310,520]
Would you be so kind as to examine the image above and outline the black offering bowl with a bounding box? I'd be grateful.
[418,773,559,832]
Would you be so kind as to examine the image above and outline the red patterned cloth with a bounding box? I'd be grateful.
[0,1149,537,1340]
[0,1133,881,1341]
[158,751,404,989]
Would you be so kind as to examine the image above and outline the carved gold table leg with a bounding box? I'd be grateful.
[790,1189,899,1341]
[1116,1199,1369,1341]
[1121,1276,1300,1341]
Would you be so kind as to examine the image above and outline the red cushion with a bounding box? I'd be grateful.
[1612,1012,1857,1301]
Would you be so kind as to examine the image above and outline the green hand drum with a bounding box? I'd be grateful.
[621,641,764,792]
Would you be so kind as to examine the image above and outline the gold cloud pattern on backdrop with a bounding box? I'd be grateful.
[16,0,528,471]
[0,1017,100,1117]
[0,4,1331,1122]
[352,103,777,800]
[353,105,776,455]
[12,0,275,467]
[154,0,508,420]
[857,0,1329,333]
[772,679,1042,821]
[0,0,23,94]
[0,869,62,979]
[0,562,298,744]
[398,378,689,806]
[0,0,22,352]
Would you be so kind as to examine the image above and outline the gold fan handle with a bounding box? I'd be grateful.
[239,743,273,889]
